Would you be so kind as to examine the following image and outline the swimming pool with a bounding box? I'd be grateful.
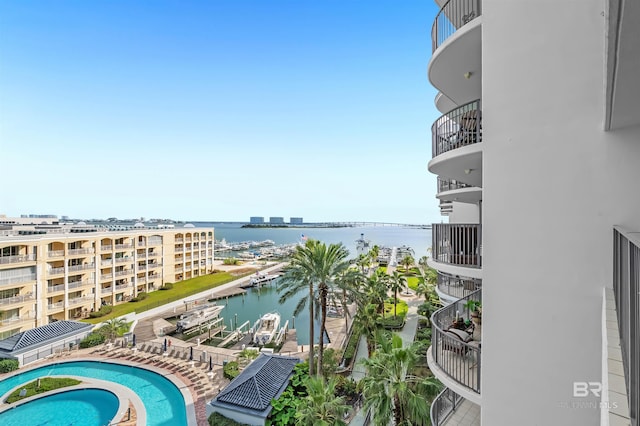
[0,388,118,426]
[0,360,188,426]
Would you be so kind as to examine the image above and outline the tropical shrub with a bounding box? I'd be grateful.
[0,358,19,373]
[5,377,81,403]
[160,282,173,290]
[131,292,148,302]
[79,332,106,348]
[223,361,240,380]
[267,362,309,426]
[223,258,239,265]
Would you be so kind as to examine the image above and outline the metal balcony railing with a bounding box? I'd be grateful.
[0,254,36,264]
[68,295,94,306]
[0,274,37,286]
[101,245,113,251]
[437,272,482,299]
[432,0,482,52]
[101,273,113,280]
[68,263,95,272]
[430,387,465,426]
[437,178,472,193]
[67,248,95,256]
[47,301,64,310]
[430,289,482,393]
[0,312,36,326]
[115,244,133,249]
[0,293,34,306]
[432,223,482,268]
[115,283,131,291]
[101,259,113,267]
[613,226,639,425]
[47,284,65,293]
[47,250,65,258]
[432,100,482,158]
[68,280,94,290]
[101,287,113,294]
[116,257,131,264]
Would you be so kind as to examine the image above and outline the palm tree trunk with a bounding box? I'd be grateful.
[318,283,327,377]
[308,282,315,376]
[394,393,403,425]
[394,288,397,319]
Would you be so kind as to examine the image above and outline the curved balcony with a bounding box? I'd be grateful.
[431,387,480,426]
[437,272,482,305]
[429,0,482,105]
[437,178,482,204]
[432,0,482,52]
[432,223,482,269]
[427,289,482,404]
[429,101,483,187]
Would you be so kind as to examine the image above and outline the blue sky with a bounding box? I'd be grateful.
[0,1,441,224]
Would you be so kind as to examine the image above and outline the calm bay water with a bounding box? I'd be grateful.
[195,223,432,345]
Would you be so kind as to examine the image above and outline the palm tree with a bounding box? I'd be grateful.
[100,318,128,340]
[368,245,380,267]
[295,377,350,426]
[333,268,364,331]
[355,253,370,275]
[361,269,389,318]
[399,254,415,275]
[354,303,381,356]
[360,332,441,426]
[279,240,321,376]
[388,271,406,319]
[278,240,350,376]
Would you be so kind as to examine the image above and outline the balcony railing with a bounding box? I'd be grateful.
[68,295,94,306]
[101,287,113,294]
[115,244,133,249]
[0,293,34,306]
[0,274,37,286]
[430,387,465,426]
[432,223,482,268]
[115,270,132,277]
[432,0,482,52]
[438,272,482,299]
[68,279,95,290]
[0,312,36,326]
[47,284,64,293]
[68,263,95,272]
[101,273,113,280]
[148,252,159,257]
[137,276,147,283]
[101,245,113,251]
[116,257,131,264]
[430,289,482,393]
[115,283,131,291]
[0,253,36,264]
[432,100,482,158]
[101,259,113,267]
[67,248,95,256]
[175,238,184,243]
[613,226,639,424]
[48,266,65,275]
[47,250,65,258]
[438,178,472,193]
[47,301,64,310]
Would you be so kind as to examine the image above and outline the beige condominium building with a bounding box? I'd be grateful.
[0,219,214,340]
[426,0,638,425]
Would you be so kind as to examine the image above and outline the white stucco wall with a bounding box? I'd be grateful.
[481,1,640,424]
[447,201,479,224]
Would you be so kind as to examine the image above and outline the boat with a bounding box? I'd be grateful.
[240,272,281,289]
[176,304,224,332]
[252,312,281,345]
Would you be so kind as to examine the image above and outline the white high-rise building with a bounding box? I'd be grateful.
[426,1,638,425]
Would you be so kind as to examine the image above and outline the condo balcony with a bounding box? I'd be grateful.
[68,295,94,306]
[101,245,113,251]
[47,250,65,258]
[437,177,482,204]
[115,283,131,291]
[431,387,481,426]
[68,263,95,272]
[0,253,36,265]
[67,248,95,256]
[427,289,482,405]
[0,312,36,328]
[47,284,65,293]
[115,243,133,250]
[0,292,34,307]
[436,272,482,305]
[432,223,482,270]
[68,279,95,290]
[116,257,132,264]
[101,286,113,294]
[429,0,481,105]
[429,100,482,187]
[47,301,64,311]
[0,273,37,287]
[48,266,65,275]
[115,269,132,277]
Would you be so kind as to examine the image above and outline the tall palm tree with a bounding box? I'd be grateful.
[295,377,350,426]
[361,269,389,319]
[368,245,380,267]
[278,240,350,376]
[399,254,415,275]
[333,268,364,331]
[354,303,381,357]
[388,271,406,319]
[355,253,370,275]
[279,240,321,376]
[360,332,441,426]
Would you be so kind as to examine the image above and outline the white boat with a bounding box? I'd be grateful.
[176,304,224,332]
[252,312,281,345]
[243,272,281,288]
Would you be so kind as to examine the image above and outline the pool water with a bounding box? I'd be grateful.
[0,388,118,426]
[0,361,187,426]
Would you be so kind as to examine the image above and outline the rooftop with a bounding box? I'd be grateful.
[0,320,93,355]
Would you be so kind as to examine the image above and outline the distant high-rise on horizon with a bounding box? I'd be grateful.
[289,217,303,224]
[269,217,284,224]
[249,216,264,224]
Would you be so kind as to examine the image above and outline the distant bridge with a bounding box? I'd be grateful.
[304,222,431,229]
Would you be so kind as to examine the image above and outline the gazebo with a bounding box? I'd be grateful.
[208,353,300,425]
[0,320,93,366]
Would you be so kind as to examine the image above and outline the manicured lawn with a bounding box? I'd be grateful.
[84,271,254,324]
[384,300,408,318]
[406,276,422,291]
[6,378,81,403]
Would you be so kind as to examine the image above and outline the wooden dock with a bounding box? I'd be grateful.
[280,329,298,354]
[206,286,247,301]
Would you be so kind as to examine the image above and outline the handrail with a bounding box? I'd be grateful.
[0,253,36,264]
[432,223,482,268]
[437,177,472,193]
[430,289,481,393]
[430,387,465,426]
[437,271,482,299]
[432,0,482,52]
[432,99,482,158]
[612,226,639,424]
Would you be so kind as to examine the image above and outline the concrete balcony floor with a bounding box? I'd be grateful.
[442,399,481,426]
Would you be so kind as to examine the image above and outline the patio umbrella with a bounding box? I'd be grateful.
[132,334,136,347]
[209,356,213,372]
[163,338,167,352]
[189,346,193,361]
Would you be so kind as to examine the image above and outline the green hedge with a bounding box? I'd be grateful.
[0,359,19,373]
[88,305,113,318]
[160,282,173,290]
[79,332,106,348]
[5,377,81,403]
[223,361,240,380]
[131,292,148,302]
